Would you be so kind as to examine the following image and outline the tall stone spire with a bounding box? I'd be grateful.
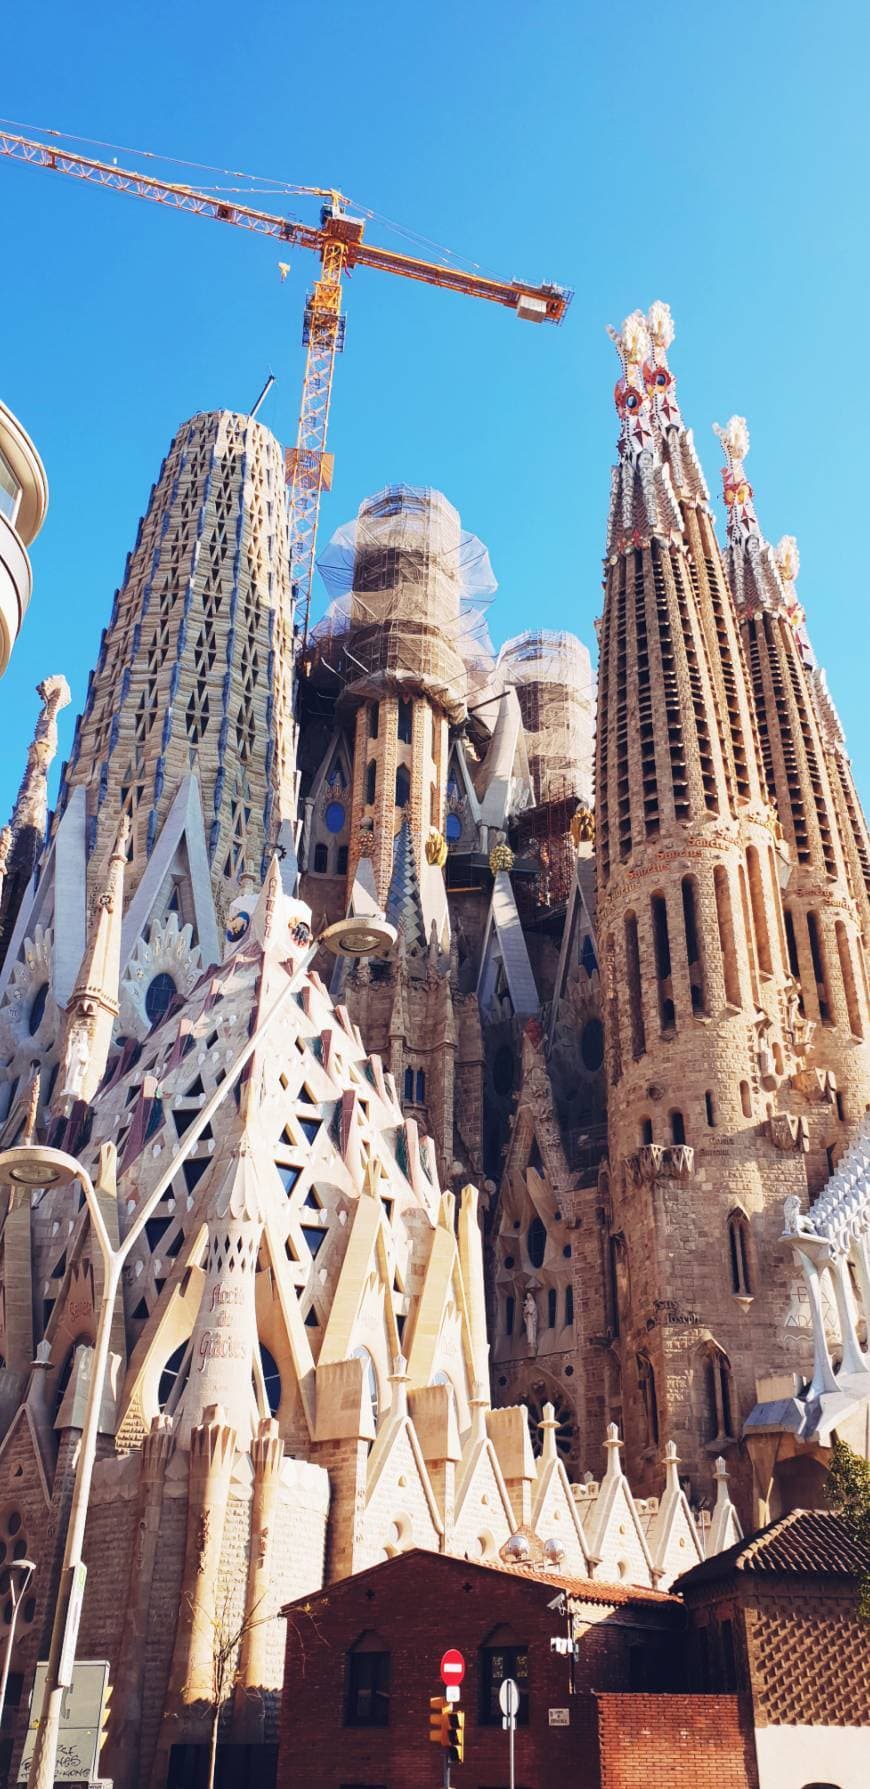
[0,674,70,958]
[716,416,870,1124]
[596,305,799,1509]
[55,811,130,1108]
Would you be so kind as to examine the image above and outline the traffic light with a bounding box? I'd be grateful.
[446,1705,465,1764]
[429,1695,449,1745]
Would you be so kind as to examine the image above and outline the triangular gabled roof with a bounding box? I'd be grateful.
[477,870,538,1019]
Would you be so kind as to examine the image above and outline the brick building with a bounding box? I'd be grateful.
[278,1512,870,1789]
[277,1547,752,1789]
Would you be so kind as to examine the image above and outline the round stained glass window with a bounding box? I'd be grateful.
[325,800,346,835]
[445,813,462,842]
[28,982,48,1037]
[145,971,177,1028]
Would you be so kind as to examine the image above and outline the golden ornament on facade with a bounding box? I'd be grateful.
[489,843,514,874]
[425,829,448,868]
[570,807,595,846]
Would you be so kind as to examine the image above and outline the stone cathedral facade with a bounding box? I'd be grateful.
[0,302,868,1785]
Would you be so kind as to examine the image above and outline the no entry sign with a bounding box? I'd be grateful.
[440,1648,465,1686]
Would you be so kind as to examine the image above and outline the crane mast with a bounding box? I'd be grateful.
[0,127,571,646]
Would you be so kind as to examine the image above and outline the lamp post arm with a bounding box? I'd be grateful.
[26,941,316,1789]
[26,1249,122,1789]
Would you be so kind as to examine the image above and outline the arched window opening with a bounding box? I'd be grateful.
[258,1343,281,1416]
[651,893,675,1032]
[53,1335,92,1422]
[345,1630,391,1727]
[397,700,413,745]
[445,811,462,843]
[714,865,741,1007]
[368,702,379,739]
[415,1068,426,1103]
[705,1091,716,1128]
[807,911,832,1023]
[403,1066,413,1100]
[505,1295,515,1336]
[547,1288,557,1329]
[565,1285,574,1327]
[681,876,707,1014]
[609,1234,629,1338]
[746,846,772,975]
[313,842,329,874]
[701,1345,735,1443]
[728,1212,752,1297]
[351,1346,379,1433]
[835,921,863,1037]
[337,845,348,876]
[637,1352,659,1448]
[783,905,802,990]
[527,1217,547,1270]
[624,911,646,1058]
[640,1116,654,1145]
[145,971,177,1029]
[738,864,760,1003]
[740,1079,752,1118]
[158,1339,192,1415]
[480,1629,530,1727]
[28,982,48,1037]
[580,1017,605,1072]
[670,1110,686,1145]
[395,764,411,808]
[365,759,376,805]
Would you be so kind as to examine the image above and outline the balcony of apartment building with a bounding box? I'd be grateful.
[0,397,49,676]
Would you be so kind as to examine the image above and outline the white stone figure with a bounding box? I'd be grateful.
[523,1288,538,1352]
[60,1015,91,1103]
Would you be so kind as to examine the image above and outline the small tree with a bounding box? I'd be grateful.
[198,1587,270,1789]
[827,1437,870,1622]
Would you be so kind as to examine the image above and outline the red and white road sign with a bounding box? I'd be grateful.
[440,1648,465,1686]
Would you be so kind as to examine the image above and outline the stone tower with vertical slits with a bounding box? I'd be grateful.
[55,411,296,922]
[595,305,832,1505]
[717,417,870,1145]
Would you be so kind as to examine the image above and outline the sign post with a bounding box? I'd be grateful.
[437,1651,465,1787]
[498,1675,519,1789]
[18,1660,109,1784]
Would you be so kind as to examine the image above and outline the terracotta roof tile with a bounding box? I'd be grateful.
[676,1508,869,1590]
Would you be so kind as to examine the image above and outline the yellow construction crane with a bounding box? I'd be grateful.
[0,127,571,647]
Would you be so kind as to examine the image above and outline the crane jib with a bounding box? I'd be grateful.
[0,124,572,646]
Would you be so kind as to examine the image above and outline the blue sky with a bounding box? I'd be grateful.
[2,0,869,817]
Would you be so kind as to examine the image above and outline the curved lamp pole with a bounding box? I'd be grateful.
[0,912,394,1789]
[0,1557,36,1731]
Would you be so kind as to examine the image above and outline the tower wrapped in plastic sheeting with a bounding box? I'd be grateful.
[497,629,595,806]
[313,485,497,721]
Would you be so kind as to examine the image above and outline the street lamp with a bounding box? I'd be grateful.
[0,1557,35,1730]
[0,910,395,1789]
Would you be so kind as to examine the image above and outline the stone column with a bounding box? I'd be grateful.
[102,1415,174,1789]
[232,1417,283,1744]
[151,1404,237,1785]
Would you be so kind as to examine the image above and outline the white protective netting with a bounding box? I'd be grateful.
[498,629,595,805]
[313,485,497,718]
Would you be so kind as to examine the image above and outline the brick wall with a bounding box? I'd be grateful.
[596,1693,753,1789]
[278,1551,683,1789]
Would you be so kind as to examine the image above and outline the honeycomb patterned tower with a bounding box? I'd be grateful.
[55,411,296,914]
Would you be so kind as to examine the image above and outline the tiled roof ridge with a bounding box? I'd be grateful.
[736,1506,805,1570]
